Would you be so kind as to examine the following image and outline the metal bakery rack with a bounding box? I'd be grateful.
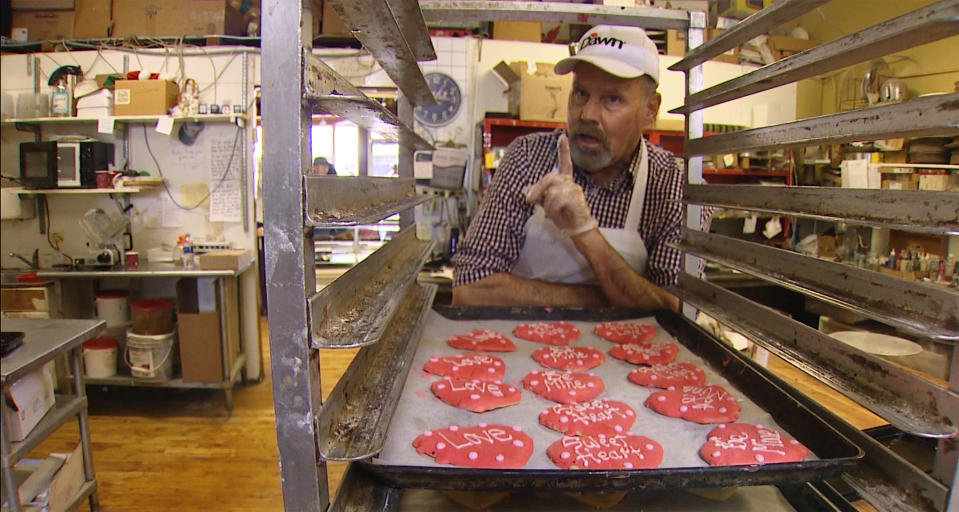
[260,1,959,511]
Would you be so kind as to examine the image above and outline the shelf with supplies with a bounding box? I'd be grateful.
[1,113,248,126]
[14,187,141,195]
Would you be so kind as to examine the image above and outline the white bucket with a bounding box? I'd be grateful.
[83,337,118,378]
[126,330,176,381]
[96,290,129,328]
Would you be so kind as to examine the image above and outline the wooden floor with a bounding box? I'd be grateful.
[31,318,888,512]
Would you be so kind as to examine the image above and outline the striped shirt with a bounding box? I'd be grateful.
[453,130,689,288]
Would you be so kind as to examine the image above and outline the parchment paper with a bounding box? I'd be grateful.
[373,311,810,470]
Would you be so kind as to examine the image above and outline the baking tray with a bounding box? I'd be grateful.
[360,307,863,491]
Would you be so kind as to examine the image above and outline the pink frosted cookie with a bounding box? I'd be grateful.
[447,330,517,352]
[539,399,636,436]
[547,434,664,470]
[431,377,522,413]
[532,346,605,371]
[594,321,657,344]
[628,362,706,389]
[645,385,741,424]
[512,322,580,345]
[700,423,810,466]
[424,353,506,382]
[414,424,534,469]
[522,370,605,404]
[609,342,679,366]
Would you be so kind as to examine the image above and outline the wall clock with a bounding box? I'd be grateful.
[414,72,462,127]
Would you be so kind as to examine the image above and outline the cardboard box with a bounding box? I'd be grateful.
[882,172,919,190]
[492,21,541,42]
[11,10,75,41]
[176,278,237,383]
[197,249,253,271]
[709,0,767,20]
[767,35,817,60]
[113,0,245,37]
[113,79,179,116]
[706,29,740,64]
[73,0,113,38]
[48,444,85,512]
[666,29,686,57]
[11,0,74,9]
[321,0,349,36]
[2,363,56,442]
[918,170,949,191]
[493,61,572,123]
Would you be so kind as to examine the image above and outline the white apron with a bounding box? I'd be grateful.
[512,143,649,285]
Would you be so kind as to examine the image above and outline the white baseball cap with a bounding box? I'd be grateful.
[554,25,660,84]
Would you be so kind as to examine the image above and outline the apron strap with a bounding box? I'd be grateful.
[624,141,648,233]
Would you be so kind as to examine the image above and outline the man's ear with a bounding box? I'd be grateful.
[645,92,662,126]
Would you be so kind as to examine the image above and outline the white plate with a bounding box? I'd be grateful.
[829,330,922,357]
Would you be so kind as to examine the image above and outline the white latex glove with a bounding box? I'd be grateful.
[526,134,599,237]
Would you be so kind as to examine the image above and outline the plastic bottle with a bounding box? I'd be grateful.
[173,236,185,266]
[182,233,195,268]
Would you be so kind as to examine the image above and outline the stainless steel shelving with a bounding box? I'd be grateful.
[1,319,103,512]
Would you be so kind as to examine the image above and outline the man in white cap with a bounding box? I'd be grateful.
[453,25,687,311]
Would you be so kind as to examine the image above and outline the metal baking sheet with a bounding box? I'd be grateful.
[362,308,862,491]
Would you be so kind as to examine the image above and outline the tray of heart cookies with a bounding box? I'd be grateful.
[359,307,863,492]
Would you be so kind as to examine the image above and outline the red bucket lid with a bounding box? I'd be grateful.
[130,298,174,311]
[84,337,118,350]
[96,289,129,299]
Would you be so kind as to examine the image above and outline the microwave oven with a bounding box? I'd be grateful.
[19,141,115,189]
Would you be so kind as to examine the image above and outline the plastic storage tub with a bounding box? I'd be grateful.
[129,298,175,335]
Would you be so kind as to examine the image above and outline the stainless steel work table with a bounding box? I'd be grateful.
[1,318,104,512]
[37,260,255,413]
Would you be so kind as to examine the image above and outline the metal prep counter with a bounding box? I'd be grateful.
[1,318,104,512]
[36,260,256,413]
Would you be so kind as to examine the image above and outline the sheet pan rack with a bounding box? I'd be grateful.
[671,1,959,511]
[262,0,437,509]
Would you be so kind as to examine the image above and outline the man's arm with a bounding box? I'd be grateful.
[570,229,679,311]
[453,272,608,307]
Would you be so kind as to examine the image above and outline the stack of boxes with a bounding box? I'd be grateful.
[9,0,251,42]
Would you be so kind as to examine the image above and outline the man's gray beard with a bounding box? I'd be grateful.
[570,144,611,173]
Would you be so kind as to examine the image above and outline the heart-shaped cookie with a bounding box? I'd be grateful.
[609,342,679,366]
[532,346,605,371]
[593,321,657,344]
[547,434,664,470]
[646,384,741,424]
[700,423,809,466]
[413,424,534,469]
[628,362,706,389]
[522,370,605,404]
[431,377,522,413]
[539,398,636,436]
[512,322,580,345]
[446,330,516,352]
[424,353,506,382]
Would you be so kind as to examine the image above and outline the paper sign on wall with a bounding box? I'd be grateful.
[210,180,242,223]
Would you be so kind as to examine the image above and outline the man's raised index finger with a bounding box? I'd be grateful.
[557,134,573,177]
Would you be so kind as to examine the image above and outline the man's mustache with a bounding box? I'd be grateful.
[569,126,608,148]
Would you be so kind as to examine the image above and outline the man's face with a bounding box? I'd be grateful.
[567,63,660,174]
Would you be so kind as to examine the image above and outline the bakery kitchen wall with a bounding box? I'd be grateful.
[1,49,258,269]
